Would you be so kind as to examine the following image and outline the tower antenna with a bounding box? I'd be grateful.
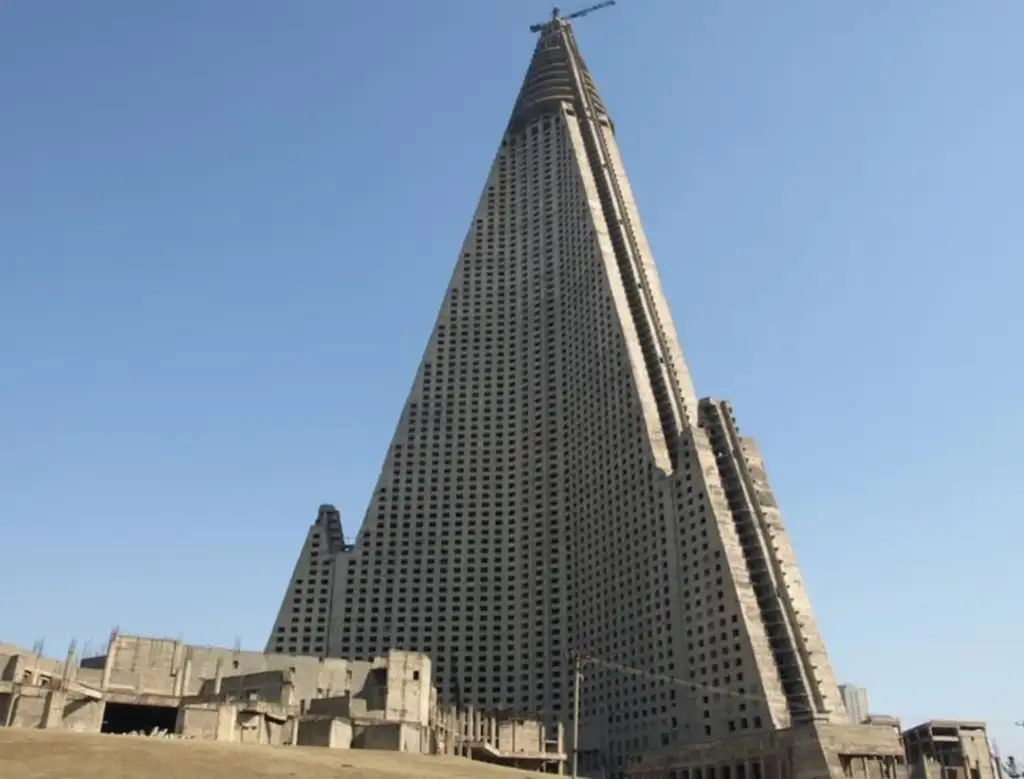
[529,1,616,33]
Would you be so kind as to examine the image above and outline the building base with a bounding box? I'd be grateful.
[628,721,908,779]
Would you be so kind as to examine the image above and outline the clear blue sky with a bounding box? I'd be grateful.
[2,0,1021,756]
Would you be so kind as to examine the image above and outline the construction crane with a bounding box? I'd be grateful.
[529,1,616,33]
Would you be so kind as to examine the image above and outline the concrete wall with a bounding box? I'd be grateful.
[98,634,350,702]
[497,719,545,754]
[196,670,294,706]
[297,717,353,749]
[955,727,996,779]
[177,703,286,745]
[3,689,47,728]
[400,723,425,754]
[318,650,432,727]
[321,648,427,731]
[840,685,870,725]
[382,651,432,726]
[306,696,350,718]
[358,722,403,751]
[59,696,104,732]
[0,688,100,730]
[177,706,224,741]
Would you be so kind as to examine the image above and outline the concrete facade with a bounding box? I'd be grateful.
[627,722,909,779]
[267,12,847,778]
[903,721,997,779]
[839,686,870,725]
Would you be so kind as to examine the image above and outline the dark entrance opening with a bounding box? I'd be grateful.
[101,702,178,735]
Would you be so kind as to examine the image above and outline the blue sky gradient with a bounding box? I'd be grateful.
[1,0,1021,756]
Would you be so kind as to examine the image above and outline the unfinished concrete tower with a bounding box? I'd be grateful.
[266,504,348,657]
[269,12,846,776]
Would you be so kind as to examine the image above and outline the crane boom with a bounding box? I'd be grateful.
[529,1,616,33]
[565,1,616,22]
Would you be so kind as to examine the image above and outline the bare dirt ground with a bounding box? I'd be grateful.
[0,729,544,779]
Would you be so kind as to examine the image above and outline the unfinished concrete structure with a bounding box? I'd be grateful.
[626,721,910,779]
[1,632,566,771]
[434,705,567,773]
[0,632,432,749]
[268,7,849,778]
[902,721,997,779]
[625,718,1002,779]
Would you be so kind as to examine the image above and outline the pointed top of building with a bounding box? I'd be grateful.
[507,3,614,136]
[528,2,617,33]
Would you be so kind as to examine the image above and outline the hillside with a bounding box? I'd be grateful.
[0,729,544,779]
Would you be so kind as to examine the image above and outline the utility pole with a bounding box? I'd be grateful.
[570,650,585,779]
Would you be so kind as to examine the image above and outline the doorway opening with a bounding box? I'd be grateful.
[101,702,178,735]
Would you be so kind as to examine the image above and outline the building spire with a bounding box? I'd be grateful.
[508,6,612,136]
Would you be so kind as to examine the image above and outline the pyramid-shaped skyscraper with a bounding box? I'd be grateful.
[268,12,848,771]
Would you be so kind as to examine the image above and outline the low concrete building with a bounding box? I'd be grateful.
[903,721,997,779]
[0,632,433,750]
[0,631,566,772]
[627,721,910,779]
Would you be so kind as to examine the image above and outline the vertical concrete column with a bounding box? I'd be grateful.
[41,690,67,729]
[439,708,447,755]
[172,641,185,679]
[466,704,475,743]
[283,672,296,708]
[179,656,193,698]
[458,709,469,756]
[28,650,39,686]
[441,707,449,755]
[100,650,113,693]
[62,641,78,688]
[446,705,458,756]
[556,721,565,775]
[213,659,224,695]
[3,691,16,727]
[453,709,461,755]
